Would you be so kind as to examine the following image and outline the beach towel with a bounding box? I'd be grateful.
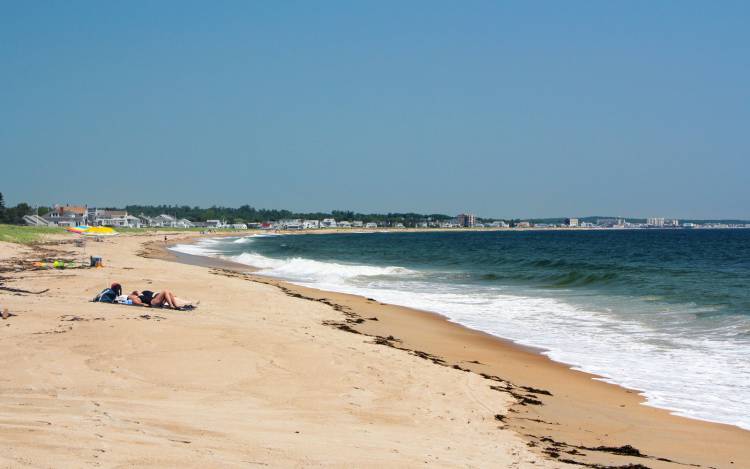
[92,288,118,303]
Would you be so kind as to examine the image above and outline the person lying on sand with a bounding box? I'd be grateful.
[127,289,197,310]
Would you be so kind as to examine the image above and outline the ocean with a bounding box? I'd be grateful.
[171,229,750,430]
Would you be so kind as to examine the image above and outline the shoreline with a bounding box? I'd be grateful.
[158,232,750,468]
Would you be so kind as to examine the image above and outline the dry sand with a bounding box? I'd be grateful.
[0,233,555,468]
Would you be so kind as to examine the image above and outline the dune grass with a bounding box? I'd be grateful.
[0,225,65,244]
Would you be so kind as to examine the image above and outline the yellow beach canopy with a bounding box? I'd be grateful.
[83,226,118,236]
[67,226,118,236]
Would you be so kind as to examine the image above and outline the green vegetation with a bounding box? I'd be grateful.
[124,205,454,226]
[0,191,43,224]
[0,224,64,244]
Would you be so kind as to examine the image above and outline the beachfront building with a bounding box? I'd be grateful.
[321,218,337,228]
[23,214,54,226]
[278,219,303,230]
[647,217,665,227]
[108,214,141,228]
[176,218,194,228]
[488,220,509,228]
[206,220,225,228]
[42,204,88,227]
[352,221,364,228]
[455,213,476,228]
[338,221,352,228]
[516,221,532,228]
[231,223,248,230]
[137,214,181,228]
[365,222,377,229]
[303,220,320,229]
[597,218,625,228]
[91,210,141,228]
[565,218,579,227]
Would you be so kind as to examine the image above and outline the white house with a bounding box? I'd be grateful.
[321,218,337,228]
[338,221,352,228]
[112,214,142,228]
[176,218,194,228]
[365,222,378,229]
[206,220,224,228]
[352,221,364,228]
[278,219,303,230]
[303,220,320,229]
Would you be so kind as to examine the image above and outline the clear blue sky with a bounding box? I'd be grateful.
[1,1,748,219]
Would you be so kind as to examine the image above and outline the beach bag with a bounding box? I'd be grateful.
[93,288,117,303]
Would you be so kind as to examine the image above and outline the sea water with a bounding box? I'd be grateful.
[171,229,750,430]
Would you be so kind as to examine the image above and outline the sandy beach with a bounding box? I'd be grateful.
[1,232,749,468]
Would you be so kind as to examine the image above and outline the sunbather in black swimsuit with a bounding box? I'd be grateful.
[138,290,155,305]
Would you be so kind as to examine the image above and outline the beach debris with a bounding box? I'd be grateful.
[60,315,86,321]
[321,320,360,334]
[586,445,643,457]
[0,282,50,295]
[521,385,553,396]
[2,307,11,319]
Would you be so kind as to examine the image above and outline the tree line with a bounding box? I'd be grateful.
[0,194,457,226]
[125,204,455,226]
[0,192,40,224]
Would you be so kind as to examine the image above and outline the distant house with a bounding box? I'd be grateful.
[303,220,320,229]
[114,214,141,228]
[394,223,405,228]
[564,218,579,227]
[516,221,532,228]
[23,214,54,226]
[352,221,364,228]
[206,220,224,228]
[278,219,303,230]
[92,210,141,228]
[137,214,179,227]
[42,204,88,227]
[455,213,476,228]
[321,218,337,228]
[154,214,178,227]
[176,218,194,228]
[365,222,378,229]
[338,221,352,228]
[231,223,248,230]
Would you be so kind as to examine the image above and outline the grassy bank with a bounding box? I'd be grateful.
[0,225,65,244]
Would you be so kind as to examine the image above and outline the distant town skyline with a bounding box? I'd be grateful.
[2,2,749,219]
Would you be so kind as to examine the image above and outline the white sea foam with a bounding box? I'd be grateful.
[229,252,415,283]
[169,238,223,257]
[168,238,750,431]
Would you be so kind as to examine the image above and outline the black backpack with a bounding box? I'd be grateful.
[93,288,117,303]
